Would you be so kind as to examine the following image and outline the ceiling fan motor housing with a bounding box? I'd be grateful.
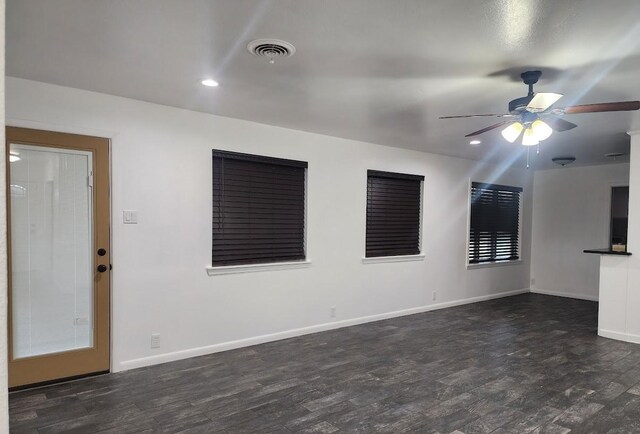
[509,95,535,114]
[521,70,542,86]
[508,70,543,114]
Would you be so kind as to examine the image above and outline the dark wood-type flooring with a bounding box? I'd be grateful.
[10,294,640,433]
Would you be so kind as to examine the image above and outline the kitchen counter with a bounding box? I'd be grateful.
[583,248,631,256]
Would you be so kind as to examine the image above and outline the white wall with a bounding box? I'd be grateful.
[1,0,8,431]
[596,132,640,344]
[621,132,640,341]
[530,163,630,301]
[6,77,533,372]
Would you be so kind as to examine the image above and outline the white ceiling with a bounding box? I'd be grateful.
[6,0,640,169]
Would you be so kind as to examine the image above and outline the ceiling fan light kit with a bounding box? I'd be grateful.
[502,119,552,147]
[501,122,523,142]
[440,70,640,166]
[531,119,553,141]
[522,127,539,146]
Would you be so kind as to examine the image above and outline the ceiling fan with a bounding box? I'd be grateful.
[440,70,640,146]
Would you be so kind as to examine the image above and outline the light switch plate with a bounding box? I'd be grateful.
[123,210,138,224]
[151,333,161,348]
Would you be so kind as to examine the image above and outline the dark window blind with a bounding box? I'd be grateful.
[469,182,522,264]
[366,170,424,258]
[212,150,307,266]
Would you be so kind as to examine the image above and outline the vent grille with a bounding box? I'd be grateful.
[247,39,296,59]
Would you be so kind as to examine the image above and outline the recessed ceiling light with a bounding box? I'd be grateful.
[469,140,481,145]
[201,79,219,87]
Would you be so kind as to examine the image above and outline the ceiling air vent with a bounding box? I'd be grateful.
[247,39,296,64]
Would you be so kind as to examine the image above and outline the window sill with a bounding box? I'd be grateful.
[467,260,522,270]
[362,254,425,264]
[206,260,311,276]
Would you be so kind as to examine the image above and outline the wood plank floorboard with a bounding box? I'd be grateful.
[10,294,640,433]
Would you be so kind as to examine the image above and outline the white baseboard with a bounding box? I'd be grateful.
[599,328,640,344]
[530,288,598,302]
[117,288,530,371]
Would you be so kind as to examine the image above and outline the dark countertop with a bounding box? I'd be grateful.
[583,248,632,256]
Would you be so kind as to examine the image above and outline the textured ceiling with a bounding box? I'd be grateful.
[6,0,640,169]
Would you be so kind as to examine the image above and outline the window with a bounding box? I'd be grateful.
[212,150,307,266]
[468,182,522,264]
[366,170,424,258]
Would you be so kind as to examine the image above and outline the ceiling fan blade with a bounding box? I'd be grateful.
[465,121,512,137]
[439,113,513,119]
[544,116,578,132]
[526,93,563,113]
[561,101,640,114]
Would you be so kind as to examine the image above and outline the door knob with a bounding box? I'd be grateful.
[97,248,107,256]
[97,264,108,273]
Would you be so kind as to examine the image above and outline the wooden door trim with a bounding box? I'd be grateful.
[6,126,111,387]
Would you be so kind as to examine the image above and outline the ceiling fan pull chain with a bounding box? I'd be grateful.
[537,144,540,155]
[526,147,530,169]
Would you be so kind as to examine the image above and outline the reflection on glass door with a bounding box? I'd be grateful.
[10,144,94,358]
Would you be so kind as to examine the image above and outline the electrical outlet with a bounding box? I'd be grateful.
[151,333,161,349]
[330,306,336,318]
[432,291,437,301]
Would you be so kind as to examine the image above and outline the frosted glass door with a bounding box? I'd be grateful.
[10,143,94,359]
